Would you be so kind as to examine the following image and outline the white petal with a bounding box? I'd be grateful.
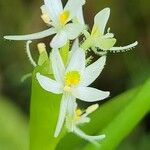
[81,56,106,86]
[94,8,110,35]
[44,0,63,24]
[50,31,68,48]
[69,39,79,61]
[66,48,85,74]
[54,93,69,137]
[36,73,62,94]
[40,5,48,14]
[64,0,85,21]
[77,7,85,25]
[72,87,110,102]
[51,48,65,84]
[74,127,106,145]
[4,28,56,41]
[65,23,84,40]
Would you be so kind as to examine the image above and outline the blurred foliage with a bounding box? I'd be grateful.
[0,96,28,150]
[0,0,150,149]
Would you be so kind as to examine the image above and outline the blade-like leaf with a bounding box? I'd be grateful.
[83,77,150,150]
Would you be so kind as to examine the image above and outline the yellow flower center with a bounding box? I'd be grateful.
[59,10,70,25]
[65,71,80,86]
[75,109,82,120]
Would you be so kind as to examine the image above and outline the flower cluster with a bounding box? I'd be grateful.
[4,0,138,145]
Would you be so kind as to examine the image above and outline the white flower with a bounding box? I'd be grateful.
[4,0,85,48]
[36,42,110,137]
[65,102,105,145]
[84,8,138,53]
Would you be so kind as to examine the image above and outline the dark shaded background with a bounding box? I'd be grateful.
[0,0,150,149]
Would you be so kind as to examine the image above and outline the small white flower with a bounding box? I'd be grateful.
[84,8,138,53]
[65,102,106,145]
[36,42,110,137]
[4,0,85,48]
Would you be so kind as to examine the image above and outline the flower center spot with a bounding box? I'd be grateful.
[59,10,70,25]
[75,109,82,120]
[65,71,80,86]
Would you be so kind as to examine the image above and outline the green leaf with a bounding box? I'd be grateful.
[83,77,150,150]
[29,64,65,150]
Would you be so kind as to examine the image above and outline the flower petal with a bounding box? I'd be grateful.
[44,0,63,24]
[54,94,68,137]
[54,93,75,137]
[4,28,56,41]
[36,73,62,94]
[81,56,106,86]
[64,0,85,21]
[65,23,84,40]
[51,48,65,84]
[69,39,79,61]
[94,8,110,35]
[66,48,85,74]
[74,127,106,145]
[77,7,85,25]
[72,87,110,102]
[50,31,68,48]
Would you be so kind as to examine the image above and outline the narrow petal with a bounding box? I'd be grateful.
[50,31,68,48]
[109,41,138,52]
[44,0,63,24]
[51,48,65,84]
[66,48,85,74]
[94,8,110,35]
[36,73,63,94]
[72,87,110,102]
[77,7,85,25]
[69,39,79,61]
[94,38,116,50]
[74,127,106,145]
[81,56,106,86]
[64,0,85,21]
[54,93,69,137]
[4,28,56,41]
[65,23,84,40]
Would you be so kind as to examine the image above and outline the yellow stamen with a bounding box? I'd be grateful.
[75,109,82,120]
[59,10,70,25]
[41,14,51,24]
[86,104,99,114]
[37,43,46,54]
[65,71,80,86]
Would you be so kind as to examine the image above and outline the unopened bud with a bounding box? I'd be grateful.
[37,43,46,54]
